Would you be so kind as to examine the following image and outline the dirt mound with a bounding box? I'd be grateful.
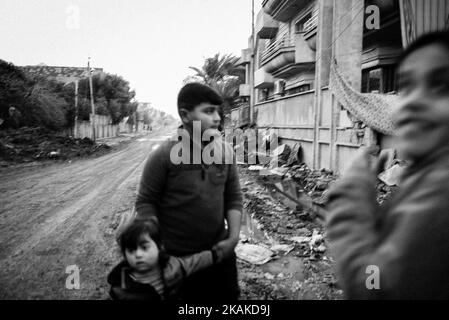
[0,127,111,164]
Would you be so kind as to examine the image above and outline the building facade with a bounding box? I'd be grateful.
[236,0,449,173]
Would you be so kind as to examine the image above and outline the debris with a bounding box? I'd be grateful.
[286,143,302,166]
[291,236,311,244]
[0,127,113,163]
[378,163,405,186]
[264,273,275,280]
[291,281,301,292]
[269,144,291,168]
[269,167,290,177]
[270,244,294,255]
[48,151,60,158]
[236,244,273,265]
[310,229,324,246]
[248,165,265,171]
[248,152,272,165]
[258,169,275,176]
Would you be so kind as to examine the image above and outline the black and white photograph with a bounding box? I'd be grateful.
[1,0,449,307]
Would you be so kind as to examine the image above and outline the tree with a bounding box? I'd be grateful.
[0,60,71,130]
[188,53,241,85]
[77,73,137,124]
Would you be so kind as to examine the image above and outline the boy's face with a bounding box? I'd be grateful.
[395,44,449,161]
[125,234,159,273]
[181,103,221,134]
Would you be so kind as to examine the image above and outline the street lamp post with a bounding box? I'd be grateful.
[88,57,96,141]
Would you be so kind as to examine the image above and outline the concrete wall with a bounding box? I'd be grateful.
[63,115,118,140]
[255,90,315,167]
[67,121,118,140]
[256,90,315,127]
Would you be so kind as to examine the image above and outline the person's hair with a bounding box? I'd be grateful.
[119,220,160,253]
[397,30,449,67]
[177,82,223,117]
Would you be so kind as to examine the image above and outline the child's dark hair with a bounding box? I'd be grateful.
[119,220,169,268]
[397,30,449,67]
[118,219,170,299]
[177,82,223,116]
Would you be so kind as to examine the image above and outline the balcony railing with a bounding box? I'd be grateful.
[262,0,314,22]
[303,9,318,33]
[261,35,293,62]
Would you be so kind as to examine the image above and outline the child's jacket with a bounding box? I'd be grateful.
[107,250,214,300]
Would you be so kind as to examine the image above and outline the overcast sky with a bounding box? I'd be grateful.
[1,0,261,117]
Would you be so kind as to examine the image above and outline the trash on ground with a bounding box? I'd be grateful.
[248,165,265,171]
[236,243,273,265]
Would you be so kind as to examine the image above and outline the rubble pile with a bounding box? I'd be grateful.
[237,137,401,299]
[238,167,343,300]
[0,127,111,164]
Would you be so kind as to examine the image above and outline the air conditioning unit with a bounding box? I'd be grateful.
[274,80,285,96]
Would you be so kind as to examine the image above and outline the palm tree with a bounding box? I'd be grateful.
[188,53,241,85]
[187,53,245,127]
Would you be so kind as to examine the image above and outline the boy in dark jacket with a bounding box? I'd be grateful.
[135,83,243,300]
[326,31,449,299]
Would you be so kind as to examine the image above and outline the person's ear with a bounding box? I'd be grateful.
[179,108,191,124]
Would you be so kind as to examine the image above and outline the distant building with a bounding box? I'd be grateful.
[20,64,104,84]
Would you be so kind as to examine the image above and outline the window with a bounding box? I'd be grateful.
[361,65,398,93]
[286,84,311,95]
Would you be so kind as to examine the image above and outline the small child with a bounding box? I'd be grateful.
[107,220,219,300]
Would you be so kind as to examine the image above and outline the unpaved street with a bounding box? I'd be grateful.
[0,130,172,299]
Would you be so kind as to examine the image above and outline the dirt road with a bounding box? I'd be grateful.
[0,130,173,299]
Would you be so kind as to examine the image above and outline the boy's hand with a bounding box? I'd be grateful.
[212,237,238,263]
[343,146,388,178]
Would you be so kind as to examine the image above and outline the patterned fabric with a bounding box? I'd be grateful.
[329,60,398,136]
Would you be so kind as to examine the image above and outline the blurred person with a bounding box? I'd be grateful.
[325,31,449,299]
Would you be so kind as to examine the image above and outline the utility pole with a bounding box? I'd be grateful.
[74,80,79,138]
[88,57,96,141]
[250,0,256,125]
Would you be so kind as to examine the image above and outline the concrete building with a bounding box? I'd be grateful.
[235,0,449,173]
